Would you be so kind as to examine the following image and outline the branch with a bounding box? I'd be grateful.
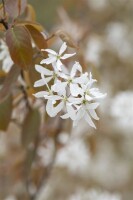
[20,70,31,110]
[0,18,8,30]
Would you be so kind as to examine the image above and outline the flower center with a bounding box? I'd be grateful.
[63,96,67,102]
[82,99,87,104]
[68,78,72,84]
[56,55,61,60]
[85,90,90,95]
[53,72,57,79]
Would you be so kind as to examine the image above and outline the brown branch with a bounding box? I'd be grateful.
[0,18,8,30]
[46,34,55,41]
[20,70,31,110]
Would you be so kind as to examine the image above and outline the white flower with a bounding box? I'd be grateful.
[73,102,100,128]
[47,97,65,117]
[40,42,76,71]
[34,90,57,117]
[44,89,68,117]
[51,79,68,95]
[34,64,59,87]
[33,90,49,98]
[34,81,58,117]
[55,62,88,96]
[61,104,77,121]
[34,81,66,117]
[65,93,100,128]
[80,73,107,101]
[0,39,13,73]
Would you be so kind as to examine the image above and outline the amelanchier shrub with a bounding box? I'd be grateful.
[0,0,106,198]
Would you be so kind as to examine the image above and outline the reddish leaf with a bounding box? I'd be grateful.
[21,109,40,148]
[0,65,20,103]
[6,26,33,70]
[25,24,47,50]
[5,0,27,18]
[0,95,12,131]
[25,4,36,21]
[16,20,44,32]
[0,3,4,18]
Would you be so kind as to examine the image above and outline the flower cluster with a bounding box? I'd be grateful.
[34,42,106,128]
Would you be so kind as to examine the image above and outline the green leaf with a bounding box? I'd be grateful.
[5,0,27,18]
[25,24,47,50]
[21,109,40,148]
[0,95,12,131]
[6,25,33,70]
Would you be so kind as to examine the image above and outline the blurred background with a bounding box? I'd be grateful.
[1,0,133,200]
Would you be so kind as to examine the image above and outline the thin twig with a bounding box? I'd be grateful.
[20,70,31,110]
[46,34,55,41]
[0,18,8,30]
[22,129,40,200]
[20,85,31,110]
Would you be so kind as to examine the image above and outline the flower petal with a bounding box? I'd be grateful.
[87,72,97,88]
[46,100,55,117]
[59,42,67,56]
[68,97,83,104]
[52,101,64,115]
[58,72,68,80]
[85,113,96,129]
[76,107,85,121]
[42,49,57,55]
[45,76,53,83]
[70,61,82,77]
[74,73,88,84]
[34,79,45,87]
[89,109,99,120]
[66,104,76,120]
[85,94,93,101]
[56,59,63,71]
[52,80,67,95]
[90,88,107,99]
[70,83,82,96]
[40,56,56,65]
[45,95,62,101]
[35,64,53,75]
[61,52,76,60]
[34,91,48,98]
[87,102,100,110]
[60,113,69,119]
